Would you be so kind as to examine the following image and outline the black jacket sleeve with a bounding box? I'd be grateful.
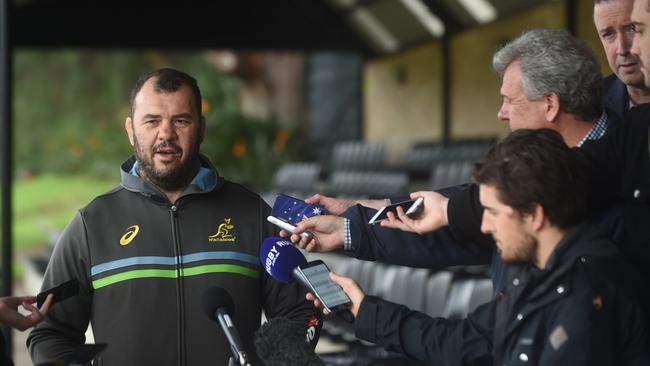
[355,296,494,365]
[27,212,93,364]
[344,203,493,269]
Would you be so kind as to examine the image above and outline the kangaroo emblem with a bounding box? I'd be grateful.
[209,218,236,242]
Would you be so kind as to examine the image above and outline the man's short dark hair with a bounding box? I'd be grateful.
[473,129,590,230]
[130,68,202,118]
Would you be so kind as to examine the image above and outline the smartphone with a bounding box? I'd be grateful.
[37,278,80,308]
[267,216,310,238]
[368,197,424,225]
[271,194,327,225]
[292,260,351,313]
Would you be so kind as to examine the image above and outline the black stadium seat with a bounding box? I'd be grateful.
[272,162,321,196]
[331,141,386,171]
[326,171,409,198]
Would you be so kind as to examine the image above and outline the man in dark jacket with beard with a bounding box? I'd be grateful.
[308,129,648,365]
[26,68,321,366]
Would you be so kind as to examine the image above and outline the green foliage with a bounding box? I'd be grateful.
[13,175,116,250]
[202,113,298,190]
[13,50,297,190]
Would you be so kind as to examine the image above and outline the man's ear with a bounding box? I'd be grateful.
[125,117,135,146]
[528,203,545,232]
[544,93,561,122]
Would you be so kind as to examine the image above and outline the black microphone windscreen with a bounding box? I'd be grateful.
[201,286,235,321]
[254,316,324,366]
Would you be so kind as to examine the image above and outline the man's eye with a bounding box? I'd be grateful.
[601,32,615,41]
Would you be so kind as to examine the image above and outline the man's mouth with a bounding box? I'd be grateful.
[619,62,639,71]
[154,147,181,158]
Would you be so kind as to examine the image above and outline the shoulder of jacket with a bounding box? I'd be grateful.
[218,179,267,202]
[79,185,126,211]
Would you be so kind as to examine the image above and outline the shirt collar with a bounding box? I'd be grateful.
[576,112,609,147]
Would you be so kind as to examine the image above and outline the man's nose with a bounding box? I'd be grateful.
[158,120,177,140]
[617,33,632,55]
[497,104,509,121]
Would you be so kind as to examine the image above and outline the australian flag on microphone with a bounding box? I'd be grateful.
[271,194,328,225]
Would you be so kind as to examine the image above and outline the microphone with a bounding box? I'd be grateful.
[260,237,355,324]
[254,316,324,366]
[259,237,307,284]
[201,287,251,366]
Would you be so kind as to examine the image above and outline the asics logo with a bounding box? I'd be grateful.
[120,225,140,246]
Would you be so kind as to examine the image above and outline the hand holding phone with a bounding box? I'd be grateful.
[293,260,351,313]
[368,197,424,225]
[37,279,80,308]
[267,216,311,238]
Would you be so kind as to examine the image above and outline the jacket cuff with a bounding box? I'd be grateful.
[354,295,381,343]
[343,204,370,257]
[447,184,487,243]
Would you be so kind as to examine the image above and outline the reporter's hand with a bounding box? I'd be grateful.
[304,194,356,216]
[306,272,365,317]
[380,191,449,234]
[0,294,53,331]
[280,215,345,252]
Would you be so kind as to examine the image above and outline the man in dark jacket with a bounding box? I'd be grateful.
[308,129,649,365]
[288,29,608,295]
[595,0,650,119]
[26,68,321,366]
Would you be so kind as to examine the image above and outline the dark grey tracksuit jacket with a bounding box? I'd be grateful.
[27,156,321,366]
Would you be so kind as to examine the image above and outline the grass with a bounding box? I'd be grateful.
[11,174,116,277]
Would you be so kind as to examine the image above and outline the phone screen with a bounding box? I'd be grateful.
[299,263,350,311]
[368,199,420,225]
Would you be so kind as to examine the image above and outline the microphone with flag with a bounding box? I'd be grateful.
[201,287,252,366]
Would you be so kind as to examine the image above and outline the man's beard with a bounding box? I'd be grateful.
[134,137,200,192]
[500,233,538,266]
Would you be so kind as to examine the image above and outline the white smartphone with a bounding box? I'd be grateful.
[292,260,351,313]
[267,216,310,238]
[368,197,424,225]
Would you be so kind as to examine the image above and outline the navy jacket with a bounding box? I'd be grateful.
[341,75,629,295]
[602,74,630,121]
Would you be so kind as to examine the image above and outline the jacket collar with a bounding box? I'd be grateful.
[119,154,223,202]
[500,221,619,334]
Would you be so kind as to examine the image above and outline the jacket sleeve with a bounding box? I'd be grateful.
[355,296,494,365]
[258,201,323,347]
[27,211,93,364]
[344,189,493,269]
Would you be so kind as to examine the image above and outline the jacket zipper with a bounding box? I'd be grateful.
[170,204,186,366]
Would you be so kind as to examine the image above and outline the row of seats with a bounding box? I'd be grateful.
[307,253,492,366]
[272,160,475,199]
[316,253,493,319]
[271,139,494,199]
